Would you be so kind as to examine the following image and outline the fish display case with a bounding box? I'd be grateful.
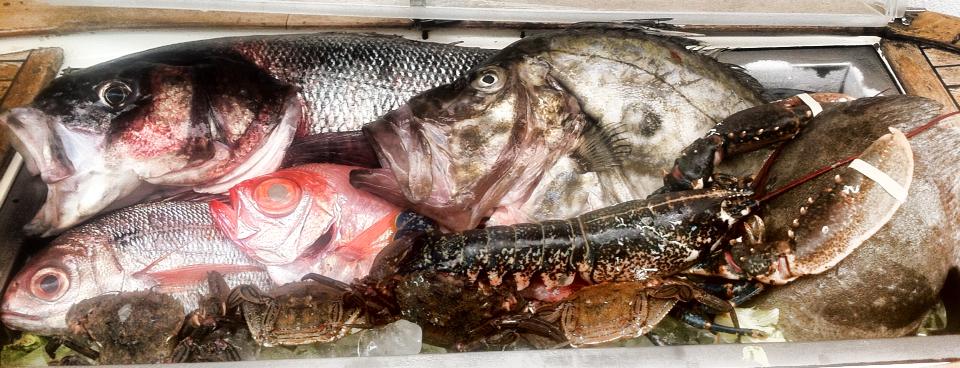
[1,0,959,366]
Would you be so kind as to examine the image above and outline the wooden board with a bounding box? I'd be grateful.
[0,0,411,37]
[0,62,20,81]
[923,47,960,67]
[0,48,64,159]
[919,46,960,108]
[881,40,959,112]
[886,11,960,53]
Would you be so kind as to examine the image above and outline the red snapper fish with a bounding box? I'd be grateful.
[210,164,419,285]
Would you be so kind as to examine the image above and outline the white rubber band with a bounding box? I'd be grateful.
[848,159,908,203]
[796,93,824,117]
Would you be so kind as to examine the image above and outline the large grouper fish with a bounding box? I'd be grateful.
[353,27,766,231]
[0,33,496,236]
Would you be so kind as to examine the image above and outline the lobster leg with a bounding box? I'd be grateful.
[660,93,853,193]
[676,310,764,337]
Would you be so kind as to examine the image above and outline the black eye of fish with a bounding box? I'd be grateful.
[472,69,503,92]
[98,81,133,108]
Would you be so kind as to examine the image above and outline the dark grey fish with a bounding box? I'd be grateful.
[353,28,765,231]
[0,33,496,235]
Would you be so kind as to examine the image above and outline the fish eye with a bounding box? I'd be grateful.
[97,80,134,109]
[253,177,303,217]
[471,68,504,92]
[29,267,69,301]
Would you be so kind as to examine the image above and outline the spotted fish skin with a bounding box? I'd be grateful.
[400,187,755,290]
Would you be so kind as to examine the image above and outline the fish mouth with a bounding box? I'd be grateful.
[362,105,435,204]
[1,311,42,322]
[0,309,64,335]
[210,193,241,242]
[0,107,75,183]
[209,190,262,251]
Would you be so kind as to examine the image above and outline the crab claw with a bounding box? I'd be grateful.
[753,128,914,284]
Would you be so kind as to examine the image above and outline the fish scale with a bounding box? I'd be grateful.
[93,202,261,275]
[230,34,498,133]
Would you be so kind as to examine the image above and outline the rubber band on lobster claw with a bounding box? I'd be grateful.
[691,128,914,285]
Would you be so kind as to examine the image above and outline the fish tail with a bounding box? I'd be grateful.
[282,131,380,168]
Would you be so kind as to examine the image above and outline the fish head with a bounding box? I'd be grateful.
[0,52,301,236]
[357,51,586,231]
[210,167,339,265]
[1,241,104,334]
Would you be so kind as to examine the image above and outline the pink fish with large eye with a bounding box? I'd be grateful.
[210,164,406,284]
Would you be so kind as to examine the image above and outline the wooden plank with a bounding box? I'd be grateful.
[937,66,960,87]
[0,50,31,62]
[923,47,960,67]
[881,40,958,112]
[0,49,63,110]
[0,0,411,37]
[885,11,960,53]
[0,81,10,101]
[0,62,21,81]
[0,48,64,159]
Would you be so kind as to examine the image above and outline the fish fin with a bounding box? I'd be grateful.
[152,191,230,203]
[720,63,769,101]
[146,265,263,292]
[349,169,416,208]
[298,222,337,261]
[282,131,381,168]
[761,88,818,102]
[691,46,727,58]
[677,45,768,102]
[334,210,401,261]
[568,19,704,41]
[570,120,632,173]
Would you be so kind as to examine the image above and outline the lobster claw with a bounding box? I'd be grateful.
[744,128,914,284]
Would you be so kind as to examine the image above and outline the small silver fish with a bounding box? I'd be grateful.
[0,201,273,335]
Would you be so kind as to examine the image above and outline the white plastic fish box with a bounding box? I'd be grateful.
[1,0,959,366]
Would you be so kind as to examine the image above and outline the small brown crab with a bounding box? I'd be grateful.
[172,272,258,362]
[65,290,184,364]
[228,275,366,347]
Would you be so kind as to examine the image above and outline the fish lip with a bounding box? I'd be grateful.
[1,310,65,334]
[0,107,75,183]
[0,311,42,321]
[362,106,432,203]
